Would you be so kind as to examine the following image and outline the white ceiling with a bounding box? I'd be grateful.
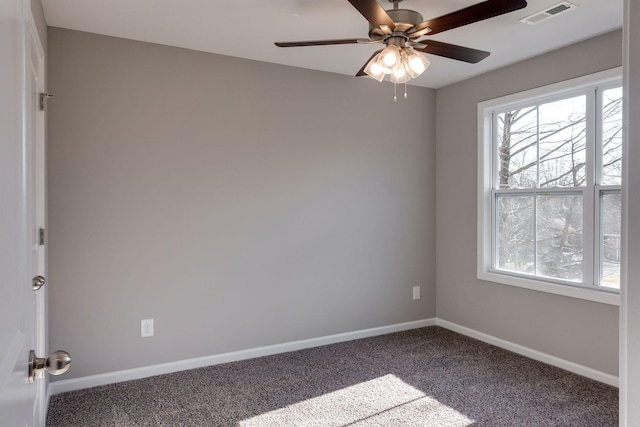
[41,0,622,88]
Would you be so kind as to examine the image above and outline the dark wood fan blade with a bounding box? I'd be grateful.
[412,0,527,36]
[275,38,370,47]
[414,40,490,63]
[356,49,383,76]
[347,0,396,31]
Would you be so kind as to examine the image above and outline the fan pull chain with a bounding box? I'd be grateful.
[392,82,409,101]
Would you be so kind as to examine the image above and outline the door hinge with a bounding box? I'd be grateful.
[39,227,45,245]
[39,92,52,111]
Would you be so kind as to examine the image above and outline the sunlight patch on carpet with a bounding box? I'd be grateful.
[239,374,475,426]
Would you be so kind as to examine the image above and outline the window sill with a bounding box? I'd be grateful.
[478,271,620,306]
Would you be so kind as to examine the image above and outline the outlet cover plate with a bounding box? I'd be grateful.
[141,319,154,337]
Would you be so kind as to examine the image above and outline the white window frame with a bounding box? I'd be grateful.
[478,67,622,306]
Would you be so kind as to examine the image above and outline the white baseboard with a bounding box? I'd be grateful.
[48,318,436,396]
[436,318,619,388]
[48,316,618,396]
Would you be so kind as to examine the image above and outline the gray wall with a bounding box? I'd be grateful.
[47,28,437,379]
[435,30,622,376]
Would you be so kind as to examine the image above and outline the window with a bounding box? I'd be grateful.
[478,68,622,305]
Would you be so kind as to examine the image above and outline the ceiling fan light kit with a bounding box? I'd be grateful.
[275,0,528,100]
[363,45,430,100]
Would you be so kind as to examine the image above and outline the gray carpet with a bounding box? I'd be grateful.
[46,327,618,426]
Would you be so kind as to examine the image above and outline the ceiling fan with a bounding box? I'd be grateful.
[276,0,528,87]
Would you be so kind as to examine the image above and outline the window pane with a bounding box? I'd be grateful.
[539,96,587,188]
[601,87,623,186]
[536,194,583,281]
[497,195,534,274]
[497,107,538,189]
[601,192,621,288]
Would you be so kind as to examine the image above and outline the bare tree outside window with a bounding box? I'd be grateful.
[602,192,621,287]
[602,87,623,186]
[494,88,622,287]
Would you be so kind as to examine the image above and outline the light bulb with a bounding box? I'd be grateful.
[376,45,401,74]
[383,51,397,67]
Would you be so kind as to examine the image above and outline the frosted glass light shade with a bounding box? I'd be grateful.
[377,45,402,74]
[404,48,430,78]
[364,54,386,82]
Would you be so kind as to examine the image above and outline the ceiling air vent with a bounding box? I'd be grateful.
[519,1,578,25]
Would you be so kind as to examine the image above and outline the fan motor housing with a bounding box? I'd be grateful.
[369,8,424,40]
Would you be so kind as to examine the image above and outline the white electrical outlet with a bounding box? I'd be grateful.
[412,286,421,300]
[141,319,154,337]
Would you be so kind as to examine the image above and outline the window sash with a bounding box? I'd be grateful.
[492,189,587,284]
[492,92,593,191]
[596,187,622,288]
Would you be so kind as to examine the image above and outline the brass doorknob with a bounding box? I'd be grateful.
[28,350,71,382]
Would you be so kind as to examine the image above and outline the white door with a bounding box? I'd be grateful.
[26,5,48,424]
[0,0,38,424]
[0,1,60,425]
